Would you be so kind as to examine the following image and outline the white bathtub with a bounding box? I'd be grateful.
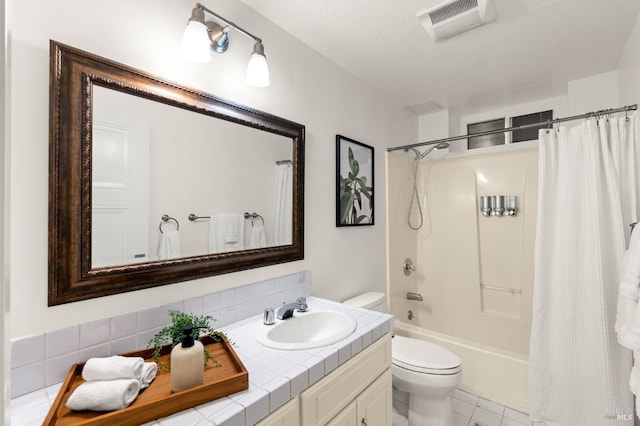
[394,320,529,414]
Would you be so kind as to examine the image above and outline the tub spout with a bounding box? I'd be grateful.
[407,292,423,301]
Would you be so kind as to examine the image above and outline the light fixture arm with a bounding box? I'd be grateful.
[196,3,262,44]
[183,3,270,87]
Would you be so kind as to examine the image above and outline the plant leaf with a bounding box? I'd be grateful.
[339,176,347,197]
[348,147,360,176]
[355,215,368,224]
[340,193,355,223]
[148,310,228,371]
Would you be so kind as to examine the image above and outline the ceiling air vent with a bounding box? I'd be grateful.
[417,0,497,42]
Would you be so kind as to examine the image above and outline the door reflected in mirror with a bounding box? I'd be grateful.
[92,87,293,268]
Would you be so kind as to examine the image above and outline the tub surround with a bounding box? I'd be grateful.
[388,149,537,355]
[387,149,536,412]
[11,296,392,425]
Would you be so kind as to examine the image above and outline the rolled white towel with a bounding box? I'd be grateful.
[139,362,157,389]
[82,356,144,382]
[66,378,140,411]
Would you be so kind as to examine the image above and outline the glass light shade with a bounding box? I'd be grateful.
[245,53,270,87]
[181,21,211,63]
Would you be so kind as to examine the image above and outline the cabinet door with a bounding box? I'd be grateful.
[256,397,300,426]
[326,401,357,426]
[356,369,392,426]
[301,334,391,425]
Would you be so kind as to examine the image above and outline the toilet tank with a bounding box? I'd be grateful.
[343,292,388,313]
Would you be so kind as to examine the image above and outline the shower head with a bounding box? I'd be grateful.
[413,142,450,160]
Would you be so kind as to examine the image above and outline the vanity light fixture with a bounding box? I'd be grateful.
[181,3,270,87]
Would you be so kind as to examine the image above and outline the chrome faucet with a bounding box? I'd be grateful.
[276,297,308,320]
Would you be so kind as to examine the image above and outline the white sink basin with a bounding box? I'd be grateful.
[255,310,357,350]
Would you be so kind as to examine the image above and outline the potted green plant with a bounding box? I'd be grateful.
[148,310,230,371]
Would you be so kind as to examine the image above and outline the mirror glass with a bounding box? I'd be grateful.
[92,87,292,268]
[49,41,305,305]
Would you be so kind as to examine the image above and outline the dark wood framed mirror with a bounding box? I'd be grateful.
[49,41,305,306]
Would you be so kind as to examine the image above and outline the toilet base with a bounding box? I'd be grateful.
[407,393,454,426]
[392,405,409,426]
[392,387,410,418]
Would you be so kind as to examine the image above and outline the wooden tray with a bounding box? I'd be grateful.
[43,336,248,426]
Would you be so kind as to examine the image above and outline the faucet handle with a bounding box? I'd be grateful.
[263,307,275,325]
[296,297,308,312]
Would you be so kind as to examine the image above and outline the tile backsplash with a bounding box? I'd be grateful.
[11,271,311,398]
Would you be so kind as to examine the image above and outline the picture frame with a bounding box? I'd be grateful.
[336,135,374,227]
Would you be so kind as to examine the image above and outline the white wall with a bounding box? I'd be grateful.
[418,109,449,142]
[568,71,619,115]
[1,0,9,419]
[8,0,416,338]
[619,12,640,107]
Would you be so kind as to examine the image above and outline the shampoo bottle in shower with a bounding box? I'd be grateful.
[170,325,204,392]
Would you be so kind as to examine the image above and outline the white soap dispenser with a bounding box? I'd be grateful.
[170,325,204,392]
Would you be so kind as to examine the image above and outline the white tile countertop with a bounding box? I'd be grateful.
[11,297,393,426]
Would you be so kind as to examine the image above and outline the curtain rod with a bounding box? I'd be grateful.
[387,104,638,153]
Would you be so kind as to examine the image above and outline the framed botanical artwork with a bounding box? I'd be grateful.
[336,135,374,226]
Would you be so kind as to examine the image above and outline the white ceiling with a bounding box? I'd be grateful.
[239,0,640,116]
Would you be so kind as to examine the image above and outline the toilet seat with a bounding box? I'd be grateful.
[392,335,462,375]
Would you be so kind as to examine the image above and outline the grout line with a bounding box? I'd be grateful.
[449,390,533,426]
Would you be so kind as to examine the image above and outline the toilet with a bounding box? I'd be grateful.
[343,292,462,426]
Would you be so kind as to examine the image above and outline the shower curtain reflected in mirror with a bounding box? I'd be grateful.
[530,116,637,425]
[272,162,293,246]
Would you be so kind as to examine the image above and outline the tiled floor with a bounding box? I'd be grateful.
[451,389,533,426]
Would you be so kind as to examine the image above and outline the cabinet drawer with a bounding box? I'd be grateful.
[301,334,391,425]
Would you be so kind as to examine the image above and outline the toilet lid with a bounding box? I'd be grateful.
[392,335,462,375]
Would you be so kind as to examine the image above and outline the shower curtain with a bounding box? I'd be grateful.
[272,162,292,245]
[529,116,637,425]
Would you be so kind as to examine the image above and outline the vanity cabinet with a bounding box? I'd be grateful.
[324,370,392,426]
[300,333,392,426]
[353,369,392,426]
[256,396,301,426]
[326,401,357,426]
[255,333,392,426]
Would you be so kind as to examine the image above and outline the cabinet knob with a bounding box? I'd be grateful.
[361,418,367,426]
